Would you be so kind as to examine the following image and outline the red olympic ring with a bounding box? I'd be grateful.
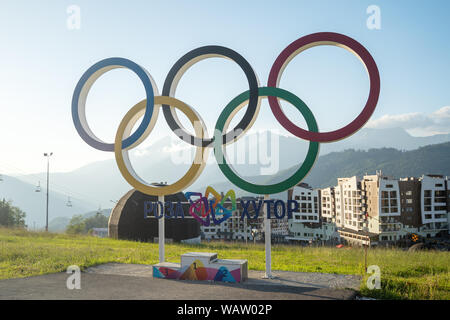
[268,32,380,143]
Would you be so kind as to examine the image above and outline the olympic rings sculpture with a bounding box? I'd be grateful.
[72,32,380,196]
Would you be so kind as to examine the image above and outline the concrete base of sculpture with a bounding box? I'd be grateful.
[153,252,248,283]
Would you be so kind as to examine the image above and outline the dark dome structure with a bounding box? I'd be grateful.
[108,187,200,242]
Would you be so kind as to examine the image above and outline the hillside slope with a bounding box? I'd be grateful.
[302,142,450,188]
[205,142,450,193]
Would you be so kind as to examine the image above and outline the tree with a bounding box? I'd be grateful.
[65,215,85,234]
[0,199,26,228]
[65,212,108,234]
[84,212,108,233]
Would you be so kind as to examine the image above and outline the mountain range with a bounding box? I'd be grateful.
[2,127,449,227]
[0,175,95,229]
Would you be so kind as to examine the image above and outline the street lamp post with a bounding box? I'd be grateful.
[44,152,53,232]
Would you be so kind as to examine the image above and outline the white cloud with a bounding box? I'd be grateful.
[366,106,450,136]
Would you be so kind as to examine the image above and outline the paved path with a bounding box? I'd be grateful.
[0,263,360,300]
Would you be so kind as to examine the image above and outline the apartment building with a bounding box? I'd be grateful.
[420,175,448,233]
[321,187,335,224]
[336,176,365,232]
[319,187,343,243]
[286,172,449,247]
[361,174,404,243]
[286,184,329,243]
[364,173,449,242]
[201,173,449,246]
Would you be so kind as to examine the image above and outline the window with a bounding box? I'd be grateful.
[435,190,446,203]
[406,191,412,196]
[386,184,393,188]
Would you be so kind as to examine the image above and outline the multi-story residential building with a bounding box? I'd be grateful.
[362,173,404,243]
[420,175,448,235]
[321,187,335,224]
[286,184,327,243]
[201,173,449,246]
[286,172,449,247]
[289,183,320,223]
[337,176,365,231]
[320,187,340,242]
[448,180,450,229]
[397,176,423,237]
[363,173,449,242]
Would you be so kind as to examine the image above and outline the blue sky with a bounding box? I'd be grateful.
[0,0,449,174]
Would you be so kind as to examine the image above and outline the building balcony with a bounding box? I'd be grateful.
[380,227,401,232]
[420,223,449,231]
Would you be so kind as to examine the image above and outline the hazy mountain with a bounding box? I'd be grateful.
[319,127,450,153]
[11,127,450,209]
[0,175,94,228]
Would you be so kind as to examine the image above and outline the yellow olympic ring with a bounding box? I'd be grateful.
[114,96,209,196]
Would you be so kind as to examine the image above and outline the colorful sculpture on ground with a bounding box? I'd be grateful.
[153,253,245,283]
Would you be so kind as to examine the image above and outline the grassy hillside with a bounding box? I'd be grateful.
[302,142,450,188]
[0,228,448,299]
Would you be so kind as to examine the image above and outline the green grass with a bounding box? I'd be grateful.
[0,227,449,299]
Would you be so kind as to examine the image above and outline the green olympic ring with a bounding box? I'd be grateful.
[214,87,319,195]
